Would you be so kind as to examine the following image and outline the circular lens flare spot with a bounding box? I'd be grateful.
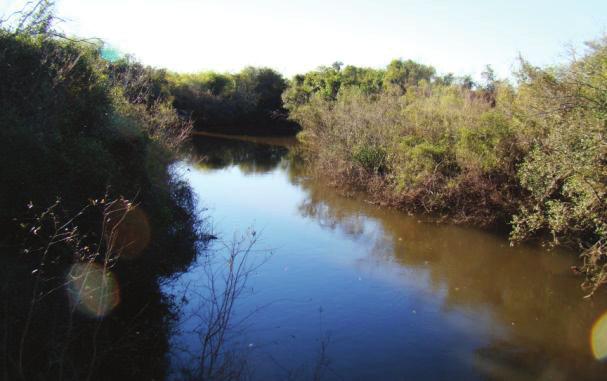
[106,204,151,260]
[66,262,120,318]
[591,311,607,360]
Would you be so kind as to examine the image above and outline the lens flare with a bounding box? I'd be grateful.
[66,262,120,318]
[591,311,607,360]
[106,204,151,260]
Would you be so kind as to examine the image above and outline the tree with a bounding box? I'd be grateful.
[459,75,475,90]
[383,59,436,92]
[435,73,455,86]
[481,64,496,94]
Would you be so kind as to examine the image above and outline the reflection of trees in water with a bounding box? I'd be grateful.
[190,135,290,174]
[292,166,607,380]
[171,231,262,381]
[298,197,366,238]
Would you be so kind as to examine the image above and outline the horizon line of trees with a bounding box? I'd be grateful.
[100,47,498,137]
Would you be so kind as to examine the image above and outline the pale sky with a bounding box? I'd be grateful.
[2,0,606,79]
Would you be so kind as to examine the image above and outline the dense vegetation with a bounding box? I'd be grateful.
[0,2,201,379]
[168,67,299,136]
[284,44,607,294]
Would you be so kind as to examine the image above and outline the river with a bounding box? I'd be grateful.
[166,134,607,380]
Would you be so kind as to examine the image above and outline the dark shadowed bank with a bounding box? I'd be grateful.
[0,2,203,379]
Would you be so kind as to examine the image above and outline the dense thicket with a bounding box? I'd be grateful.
[169,67,300,135]
[285,43,607,294]
[0,2,200,379]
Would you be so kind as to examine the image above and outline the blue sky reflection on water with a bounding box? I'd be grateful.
[164,137,607,380]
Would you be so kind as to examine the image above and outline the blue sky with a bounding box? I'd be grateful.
[2,0,606,79]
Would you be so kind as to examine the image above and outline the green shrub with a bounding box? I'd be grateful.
[456,110,513,172]
[352,145,387,173]
[393,137,451,188]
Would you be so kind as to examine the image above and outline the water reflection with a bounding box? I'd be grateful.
[181,134,607,380]
[296,176,607,380]
[189,134,292,174]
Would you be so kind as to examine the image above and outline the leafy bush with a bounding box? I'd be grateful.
[509,38,607,294]
[352,145,387,174]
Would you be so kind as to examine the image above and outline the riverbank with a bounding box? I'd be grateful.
[0,4,202,379]
[285,39,607,294]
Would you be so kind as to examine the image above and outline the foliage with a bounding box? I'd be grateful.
[169,66,298,135]
[509,38,607,295]
[286,40,607,293]
[282,64,385,109]
[383,59,436,93]
[289,75,519,223]
[107,56,172,106]
[0,2,201,379]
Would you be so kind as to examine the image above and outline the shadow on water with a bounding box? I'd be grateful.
[178,134,607,381]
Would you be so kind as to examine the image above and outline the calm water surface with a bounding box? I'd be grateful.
[167,135,607,380]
